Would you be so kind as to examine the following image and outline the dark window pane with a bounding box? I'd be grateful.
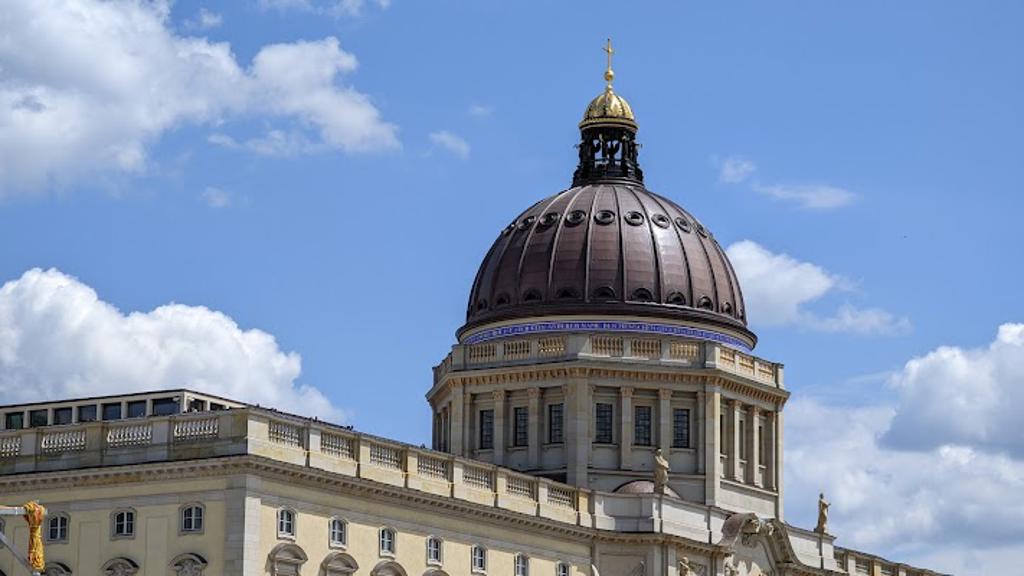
[127,400,146,419]
[151,398,179,416]
[53,407,73,426]
[672,408,690,448]
[188,399,206,412]
[513,407,528,447]
[479,410,494,450]
[739,420,746,459]
[634,406,652,446]
[759,424,766,462]
[548,404,564,444]
[102,403,122,421]
[720,415,726,455]
[595,403,613,444]
[77,405,97,423]
[5,413,24,430]
[29,409,48,428]
[209,403,225,411]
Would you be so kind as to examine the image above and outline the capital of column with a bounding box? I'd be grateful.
[491,390,506,403]
[658,388,673,400]
[750,404,761,416]
[527,388,542,399]
[620,386,635,398]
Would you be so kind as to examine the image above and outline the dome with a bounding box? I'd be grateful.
[581,87,636,130]
[613,480,680,498]
[461,183,752,345]
[458,41,755,348]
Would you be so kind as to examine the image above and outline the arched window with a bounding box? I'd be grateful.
[322,552,358,576]
[110,509,135,539]
[180,503,204,534]
[470,545,487,574]
[556,562,569,576]
[515,554,529,576]
[46,513,69,543]
[268,543,307,576]
[42,562,72,576]
[379,527,396,556]
[329,517,347,548]
[277,508,296,539]
[426,536,443,565]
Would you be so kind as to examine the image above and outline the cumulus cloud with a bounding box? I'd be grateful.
[727,240,909,334]
[429,130,471,160]
[786,397,1024,575]
[883,324,1024,456]
[751,183,856,210]
[0,0,397,195]
[0,268,345,423]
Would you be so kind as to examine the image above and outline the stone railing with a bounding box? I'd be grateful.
[433,334,783,388]
[0,406,592,527]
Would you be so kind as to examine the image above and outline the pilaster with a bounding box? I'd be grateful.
[619,386,634,470]
[527,388,542,469]
[696,390,706,474]
[658,388,672,454]
[565,377,592,486]
[729,399,743,482]
[747,405,760,485]
[449,383,465,456]
[492,390,506,465]
[704,388,721,506]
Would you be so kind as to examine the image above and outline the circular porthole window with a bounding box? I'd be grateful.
[675,217,692,233]
[652,214,670,228]
[624,211,645,226]
[594,210,616,225]
[565,210,587,226]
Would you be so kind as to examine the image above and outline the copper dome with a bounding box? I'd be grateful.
[461,183,753,343]
[458,51,754,347]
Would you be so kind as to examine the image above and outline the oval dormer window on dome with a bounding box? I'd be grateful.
[698,296,714,310]
[666,292,686,306]
[565,210,587,226]
[630,288,654,302]
[522,289,543,303]
[556,288,580,300]
[593,286,616,300]
[624,211,645,226]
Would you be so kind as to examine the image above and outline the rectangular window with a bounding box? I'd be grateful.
[595,403,613,444]
[127,400,146,419]
[672,408,690,448]
[513,407,528,447]
[29,409,48,428]
[188,399,206,412]
[209,402,226,411]
[152,397,179,416]
[719,414,726,455]
[739,420,746,459]
[102,403,122,421]
[47,515,68,542]
[427,537,441,563]
[5,412,23,430]
[759,424,766,463]
[478,410,494,450]
[634,406,652,446]
[53,407,73,425]
[548,403,564,444]
[77,405,97,423]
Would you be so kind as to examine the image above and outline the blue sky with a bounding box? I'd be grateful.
[1,2,1022,573]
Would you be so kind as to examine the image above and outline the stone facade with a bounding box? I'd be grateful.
[0,394,944,576]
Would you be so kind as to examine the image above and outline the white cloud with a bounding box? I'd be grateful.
[0,268,345,423]
[429,130,471,160]
[717,155,756,184]
[184,7,223,30]
[715,155,856,210]
[0,1,397,196]
[468,104,494,118]
[883,324,1024,456]
[751,183,856,210]
[258,0,390,16]
[202,186,231,208]
[727,240,909,334]
[786,397,1024,576]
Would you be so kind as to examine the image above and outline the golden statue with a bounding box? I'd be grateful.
[814,492,830,534]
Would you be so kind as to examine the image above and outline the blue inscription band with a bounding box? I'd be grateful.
[462,320,752,351]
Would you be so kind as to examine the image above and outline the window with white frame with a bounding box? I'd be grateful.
[329,517,347,548]
[556,562,569,576]
[426,536,442,565]
[471,545,487,573]
[111,509,135,538]
[515,553,530,576]
[277,508,296,539]
[379,527,396,556]
[180,504,204,534]
[46,514,69,543]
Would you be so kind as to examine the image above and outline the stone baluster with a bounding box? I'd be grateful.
[619,387,634,470]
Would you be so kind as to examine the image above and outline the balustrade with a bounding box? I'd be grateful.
[0,434,21,458]
[268,420,303,448]
[321,433,355,460]
[41,429,87,454]
[173,417,219,442]
[506,474,535,499]
[106,423,152,448]
[462,464,494,490]
[416,453,449,479]
[369,443,402,470]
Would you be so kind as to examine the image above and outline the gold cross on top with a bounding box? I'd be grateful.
[603,38,615,86]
